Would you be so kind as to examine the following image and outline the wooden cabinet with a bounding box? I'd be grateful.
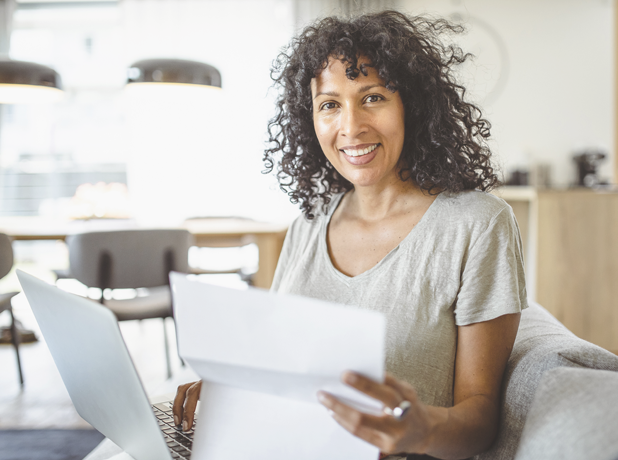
[495,187,618,352]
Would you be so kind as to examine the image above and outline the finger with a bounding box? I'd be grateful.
[318,391,398,432]
[318,391,402,453]
[384,373,419,403]
[330,411,399,454]
[172,382,192,426]
[182,381,202,431]
[342,371,402,408]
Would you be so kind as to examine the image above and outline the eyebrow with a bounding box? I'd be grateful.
[312,83,384,100]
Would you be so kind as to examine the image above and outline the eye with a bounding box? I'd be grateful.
[320,101,338,111]
[365,94,384,103]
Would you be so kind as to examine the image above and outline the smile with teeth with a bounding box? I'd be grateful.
[342,143,379,157]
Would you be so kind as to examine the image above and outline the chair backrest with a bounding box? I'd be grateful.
[0,233,14,280]
[67,229,193,289]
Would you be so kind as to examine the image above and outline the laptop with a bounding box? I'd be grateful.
[16,270,192,460]
[19,269,385,460]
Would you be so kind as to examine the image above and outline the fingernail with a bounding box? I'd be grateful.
[174,415,179,426]
[183,420,189,431]
[317,391,327,403]
[327,409,334,417]
[343,372,357,384]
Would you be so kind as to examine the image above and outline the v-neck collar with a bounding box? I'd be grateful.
[319,191,443,283]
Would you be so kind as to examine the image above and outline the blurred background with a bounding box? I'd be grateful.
[0,0,613,223]
[0,0,298,223]
[0,0,615,453]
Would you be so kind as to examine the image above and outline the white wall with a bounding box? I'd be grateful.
[121,0,300,224]
[6,0,302,224]
[399,0,614,187]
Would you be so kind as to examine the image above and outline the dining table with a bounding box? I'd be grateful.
[0,216,288,289]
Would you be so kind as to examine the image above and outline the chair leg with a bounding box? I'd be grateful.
[9,308,24,386]
[162,318,172,380]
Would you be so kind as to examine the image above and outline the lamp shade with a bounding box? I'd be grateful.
[127,59,221,88]
[0,59,63,104]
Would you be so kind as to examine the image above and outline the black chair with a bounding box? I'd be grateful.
[64,229,193,379]
[0,233,24,386]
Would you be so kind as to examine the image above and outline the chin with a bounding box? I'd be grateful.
[345,175,383,188]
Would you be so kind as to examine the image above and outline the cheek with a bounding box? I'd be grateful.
[386,113,405,149]
[313,119,335,148]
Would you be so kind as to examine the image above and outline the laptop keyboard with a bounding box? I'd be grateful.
[152,402,195,459]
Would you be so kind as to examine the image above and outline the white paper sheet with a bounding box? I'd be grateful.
[170,272,386,460]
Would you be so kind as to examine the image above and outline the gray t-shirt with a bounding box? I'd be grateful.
[271,190,528,408]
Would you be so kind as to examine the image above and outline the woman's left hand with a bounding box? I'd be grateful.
[317,371,434,457]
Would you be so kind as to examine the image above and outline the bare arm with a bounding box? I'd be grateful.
[318,312,520,459]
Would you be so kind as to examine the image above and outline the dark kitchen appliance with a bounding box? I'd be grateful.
[573,151,606,187]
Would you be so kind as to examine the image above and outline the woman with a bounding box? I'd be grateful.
[175,11,527,460]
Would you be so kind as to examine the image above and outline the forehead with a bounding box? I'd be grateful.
[310,56,384,95]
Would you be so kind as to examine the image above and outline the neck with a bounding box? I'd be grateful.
[344,178,427,222]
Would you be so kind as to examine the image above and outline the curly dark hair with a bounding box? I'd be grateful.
[263,10,500,219]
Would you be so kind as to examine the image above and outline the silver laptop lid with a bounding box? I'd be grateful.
[17,270,172,460]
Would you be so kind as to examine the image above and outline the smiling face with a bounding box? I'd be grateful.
[311,57,406,190]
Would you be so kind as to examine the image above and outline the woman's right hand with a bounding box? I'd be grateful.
[172,380,202,432]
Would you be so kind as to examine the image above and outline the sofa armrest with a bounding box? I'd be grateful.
[514,367,618,460]
[474,301,618,460]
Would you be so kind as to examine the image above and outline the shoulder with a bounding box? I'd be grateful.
[430,189,519,248]
[285,192,343,242]
[286,212,320,242]
[438,189,512,227]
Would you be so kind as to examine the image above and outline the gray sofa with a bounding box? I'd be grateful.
[475,302,618,460]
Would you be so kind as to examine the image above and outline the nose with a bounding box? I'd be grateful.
[340,105,368,139]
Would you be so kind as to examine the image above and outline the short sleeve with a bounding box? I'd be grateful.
[269,213,309,293]
[454,206,528,326]
[269,221,296,293]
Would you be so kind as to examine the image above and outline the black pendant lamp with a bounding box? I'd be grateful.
[126,59,221,88]
[0,59,63,104]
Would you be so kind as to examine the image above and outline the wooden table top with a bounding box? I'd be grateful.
[0,216,288,241]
